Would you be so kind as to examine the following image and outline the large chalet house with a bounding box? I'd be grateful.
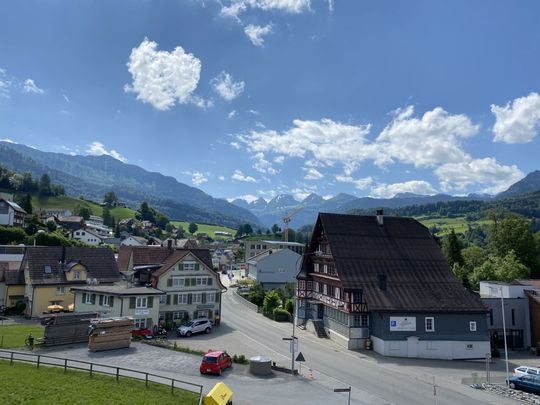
[20,246,120,317]
[297,212,490,360]
[118,245,226,325]
[0,199,27,228]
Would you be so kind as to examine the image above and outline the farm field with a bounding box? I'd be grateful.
[0,324,44,349]
[416,215,491,235]
[0,360,199,405]
[31,195,136,220]
[170,221,236,239]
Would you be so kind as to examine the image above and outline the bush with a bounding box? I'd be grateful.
[232,354,249,364]
[0,226,27,244]
[284,299,294,315]
[263,290,281,315]
[273,308,291,322]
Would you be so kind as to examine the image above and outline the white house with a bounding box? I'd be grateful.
[0,199,27,228]
[71,229,103,246]
[121,236,149,246]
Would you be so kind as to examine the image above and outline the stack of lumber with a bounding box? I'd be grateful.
[39,312,99,347]
[88,317,133,352]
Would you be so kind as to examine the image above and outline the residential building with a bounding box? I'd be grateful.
[86,222,113,237]
[247,249,301,291]
[244,240,304,260]
[71,229,104,246]
[19,246,120,317]
[57,216,85,231]
[71,285,163,329]
[296,212,490,360]
[121,236,149,246]
[0,246,25,307]
[0,199,27,228]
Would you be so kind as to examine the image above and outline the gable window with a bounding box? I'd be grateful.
[469,321,477,332]
[73,271,81,280]
[182,262,199,271]
[136,297,147,308]
[425,317,435,332]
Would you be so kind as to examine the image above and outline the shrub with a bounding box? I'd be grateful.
[273,308,291,322]
[232,354,249,364]
[284,299,294,315]
[263,290,281,315]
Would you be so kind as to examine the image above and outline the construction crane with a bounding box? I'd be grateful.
[283,207,303,242]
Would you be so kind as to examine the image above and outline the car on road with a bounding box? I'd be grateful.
[514,366,540,377]
[237,285,251,293]
[200,350,232,375]
[508,374,540,394]
[177,318,212,337]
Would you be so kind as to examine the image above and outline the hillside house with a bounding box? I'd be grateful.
[296,212,490,360]
[121,236,149,246]
[0,246,25,307]
[0,199,27,228]
[71,229,103,246]
[19,246,120,317]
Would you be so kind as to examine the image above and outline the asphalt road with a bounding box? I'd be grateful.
[220,284,518,405]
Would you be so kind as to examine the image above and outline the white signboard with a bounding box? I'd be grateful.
[135,309,149,316]
[389,317,416,331]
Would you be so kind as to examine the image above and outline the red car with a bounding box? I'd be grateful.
[131,328,152,337]
[200,350,232,376]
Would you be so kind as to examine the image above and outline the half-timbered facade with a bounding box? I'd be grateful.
[297,212,490,360]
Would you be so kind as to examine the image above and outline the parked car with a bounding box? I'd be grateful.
[177,318,212,337]
[200,350,232,375]
[237,285,250,293]
[508,374,540,394]
[131,328,153,338]
[514,366,540,377]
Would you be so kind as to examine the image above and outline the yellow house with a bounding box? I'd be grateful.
[0,245,25,307]
[20,246,120,318]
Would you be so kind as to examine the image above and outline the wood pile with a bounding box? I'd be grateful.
[88,317,133,352]
[39,312,100,347]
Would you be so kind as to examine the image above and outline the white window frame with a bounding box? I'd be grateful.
[173,311,185,320]
[172,277,184,287]
[196,277,208,286]
[134,318,146,329]
[313,281,319,292]
[425,317,435,332]
[314,263,319,273]
[73,271,81,280]
[322,284,327,296]
[323,264,328,274]
[159,295,166,304]
[334,287,341,300]
[207,292,215,303]
[85,294,93,304]
[183,262,196,271]
[102,295,111,307]
[178,293,188,304]
[136,297,147,309]
[56,286,65,295]
[469,321,477,332]
[192,293,202,304]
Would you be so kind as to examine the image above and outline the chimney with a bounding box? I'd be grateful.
[60,245,66,265]
[167,239,173,250]
[378,273,387,291]
[376,209,384,226]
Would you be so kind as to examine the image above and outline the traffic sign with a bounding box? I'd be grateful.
[295,352,305,362]
[290,339,298,353]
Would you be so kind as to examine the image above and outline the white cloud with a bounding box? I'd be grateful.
[376,106,479,168]
[291,188,312,201]
[63,94,70,103]
[232,170,256,182]
[221,0,311,18]
[0,138,16,144]
[491,92,540,144]
[227,194,258,203]
[247,109,260,115]
[335,174,373,190]
[230,141,241,149]
[23,79,44,94]
[86,141,127,163]
[304,167,323,180]
[252,152,278,175]
[210,71,245,101]
[190,171,208,186]
[370,180,438,199]
[435,157,524,194]
[273,156,285,164]
[236,118,375,174]
[124,38,202,111]
[218,175,226,181]
[244,24,273,47]
[228,110,237,119]
[0,68,11,98]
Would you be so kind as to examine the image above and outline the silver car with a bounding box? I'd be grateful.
[177,318,212,337]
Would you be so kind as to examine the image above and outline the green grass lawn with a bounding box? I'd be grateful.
[0,360,200,404]
[417,216,491,236]
[0,324,44,349]
[31,195,136,220]
[170,221,237,239]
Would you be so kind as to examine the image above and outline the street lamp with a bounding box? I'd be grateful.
[334,387,351,405]
[490,285,509,386]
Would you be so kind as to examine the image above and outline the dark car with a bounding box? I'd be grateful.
[508,374,540,394]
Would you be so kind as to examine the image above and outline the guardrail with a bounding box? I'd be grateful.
[0,349,204,405]
[233,289,259,312]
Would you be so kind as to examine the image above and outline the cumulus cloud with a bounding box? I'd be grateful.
[86,141,127,163]
[0,68,11,98]
[435,158,524,194]
[335,174,373,190]
[227,194,259,203]
[210,71,245,101]
[244,24,273,47]
[304,167,323,180]
[376,106,479,168]
[370,180,437,199]
[230,141,241,149]
[291,188,312,201]
[491,92,540,144]
[188,171,208,186]
[232,170,256,182]
[228,110,237,119]
[218,175,226,181]
[252,152,278,174]
[124,38,202,110]
[23,79,44,94]
[221,0,311,18]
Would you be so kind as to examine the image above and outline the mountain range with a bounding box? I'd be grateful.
[0,142,260,228]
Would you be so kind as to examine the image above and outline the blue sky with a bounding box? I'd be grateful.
[1,0,539,202]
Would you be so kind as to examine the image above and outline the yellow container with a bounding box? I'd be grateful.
[204,382,233,405]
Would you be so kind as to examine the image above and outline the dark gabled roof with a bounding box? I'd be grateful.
[5,269,24,285]
[315,213,486,313]
[24,246,120,285]
[117,245,174,272]
[152,249,215,278]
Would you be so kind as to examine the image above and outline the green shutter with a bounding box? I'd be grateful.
[192,278,196,286]
[208,277,213,286]
[110,296,114,307]
[167,278,173,287]
[166,294,171,305]
[148,297,153,308]
[194,263,200,271]
[99,295,103,306]
[188,293,192,304]
[82,293,87,303]
[202,293,206,304]
[91,294,96,304]
[129,297,136,309]
[173,294,178,305]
